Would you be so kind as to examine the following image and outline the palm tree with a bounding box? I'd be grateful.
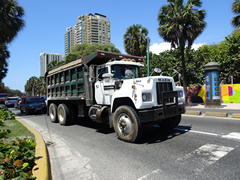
[157,0,206,104]
[0,0,25,44]
[0,44,9,81]
[124,24,149,56]
[47,60,58,70]
[25,76,38,95]
[36,76,46,96]
[231,0,240,28]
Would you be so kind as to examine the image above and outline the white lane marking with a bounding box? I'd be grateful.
[175,127,219,136]
[137,169,161,180]
[222,132,240,140]
[177,144,234,173]
[176,128,240,141]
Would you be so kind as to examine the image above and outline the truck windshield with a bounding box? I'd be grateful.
[111,65,142,79]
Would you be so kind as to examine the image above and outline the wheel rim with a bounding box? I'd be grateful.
[117,114,132,136]
[58,107,64,122]
[50,106,55,120]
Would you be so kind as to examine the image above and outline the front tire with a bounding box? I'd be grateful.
[57,104,70,126]
[49,103,58,123]
[113,106,142,142]
[158,115,181,130]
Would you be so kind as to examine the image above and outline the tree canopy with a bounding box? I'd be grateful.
[123,24,149,56]
[24,76,46,96]
[0,0,25,83]
[141,29,240,85]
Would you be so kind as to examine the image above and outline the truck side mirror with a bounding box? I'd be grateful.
[89,78,95,83]
[102,73,114,78]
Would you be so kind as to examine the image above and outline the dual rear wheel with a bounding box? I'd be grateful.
[49,103,76,126]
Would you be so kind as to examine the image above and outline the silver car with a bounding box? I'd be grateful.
[5,97,19,107]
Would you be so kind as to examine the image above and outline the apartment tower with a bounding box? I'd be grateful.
[64,13,111,55]
[65,26,75,55]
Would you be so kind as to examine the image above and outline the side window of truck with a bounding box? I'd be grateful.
[98,67,108,81]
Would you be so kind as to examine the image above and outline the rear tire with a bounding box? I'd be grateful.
[49,103,58,123]
[113,105,142,142]
[57,104,71,126]
[158,115,181,130]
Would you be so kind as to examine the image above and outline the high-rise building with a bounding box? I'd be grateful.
[65,13,111,56]
[40,53,63,76]
[65,26,75,55]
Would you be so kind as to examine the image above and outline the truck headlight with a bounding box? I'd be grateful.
[178,91,183,97]
[142,93,152,102]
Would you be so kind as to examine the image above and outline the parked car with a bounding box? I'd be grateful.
[5,97,19,107]
[14,98,21,109]
[20,97,47,115]
[19,96,38,105]
[40,96,47,103]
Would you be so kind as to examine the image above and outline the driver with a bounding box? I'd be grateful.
[125,68,133,78]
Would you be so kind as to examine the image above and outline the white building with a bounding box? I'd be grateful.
[40,53,63,76]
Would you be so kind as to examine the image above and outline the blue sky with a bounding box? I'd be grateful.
[4,0,236,92]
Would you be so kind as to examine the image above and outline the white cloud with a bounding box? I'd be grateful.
[191,43,207,50]
[149,42,207,55]
[150,42,171,54]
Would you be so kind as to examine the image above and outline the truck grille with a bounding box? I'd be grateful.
[156,82,173,104]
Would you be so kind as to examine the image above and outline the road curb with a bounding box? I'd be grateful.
[185,110,201,115]
[205,112,228,117]
[232,113,240,118]
[16,118,51,180]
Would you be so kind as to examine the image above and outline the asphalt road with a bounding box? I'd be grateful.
[8,106,240,180]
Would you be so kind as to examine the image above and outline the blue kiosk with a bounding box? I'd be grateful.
[204,62,222,108]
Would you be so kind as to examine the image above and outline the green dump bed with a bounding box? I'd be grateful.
[45,50,143,101]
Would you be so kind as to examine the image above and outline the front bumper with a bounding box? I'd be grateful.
[139,91,185,123]
[139,104,185,123]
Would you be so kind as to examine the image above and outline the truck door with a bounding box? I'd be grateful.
[95,67,109,104]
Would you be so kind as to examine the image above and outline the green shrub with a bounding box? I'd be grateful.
[0,138,36,179]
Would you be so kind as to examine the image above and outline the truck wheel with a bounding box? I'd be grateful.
[49,103,58,123]
[57,104,70,126]
[113,106,142,142]
[158,115,181,130]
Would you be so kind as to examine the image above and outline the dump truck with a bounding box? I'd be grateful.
[45,50,185,142]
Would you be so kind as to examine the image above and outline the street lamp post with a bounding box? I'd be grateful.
[147,38,150,77]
